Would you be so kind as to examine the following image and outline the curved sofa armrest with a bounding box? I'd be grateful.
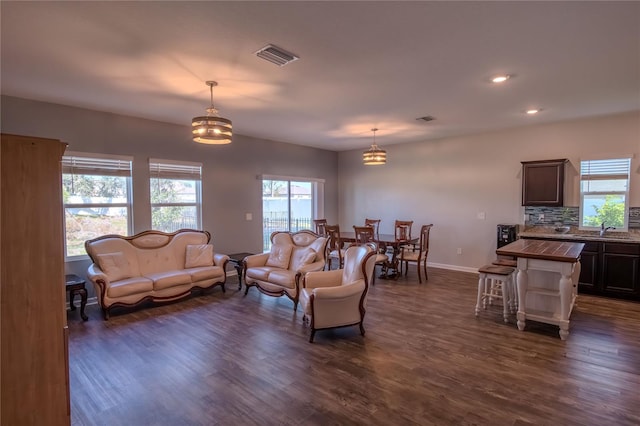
[87,263,110,306]
[296,260,326,274]
[213,253,230,267]
[304,269,343,289]
[244,252,270,268]
[312,280,365,299]
[87,263,109,285]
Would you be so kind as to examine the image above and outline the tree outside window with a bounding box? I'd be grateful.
[579,158,631,230]
[62,153,132,257]
[150,159,202,233]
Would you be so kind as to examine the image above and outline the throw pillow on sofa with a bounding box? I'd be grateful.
[185,244,214,268]
[290,247,316,271]
[96,251,134,282]
[266,244,293,269]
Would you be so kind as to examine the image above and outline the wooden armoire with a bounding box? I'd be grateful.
[1,134,70,425]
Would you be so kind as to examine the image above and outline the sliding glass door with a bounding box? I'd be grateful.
[262,179,315,250]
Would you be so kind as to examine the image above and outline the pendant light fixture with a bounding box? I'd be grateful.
[192,81,233,144]
[363,128,387,165]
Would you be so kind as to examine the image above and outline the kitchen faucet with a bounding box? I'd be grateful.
[600,222,615,236]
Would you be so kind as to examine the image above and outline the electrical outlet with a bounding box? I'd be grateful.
[477,212,486,220]
[538,214,545,220]
[245,213,252,221]
[456,248,462,255]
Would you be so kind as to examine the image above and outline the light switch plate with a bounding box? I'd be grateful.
[245,213,252,221]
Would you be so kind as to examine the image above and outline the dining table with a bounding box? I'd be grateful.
[340,232,417,279]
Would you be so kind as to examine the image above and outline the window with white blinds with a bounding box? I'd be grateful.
[579,157,631,230]
[149,159,202,232]
[62,152,133,257]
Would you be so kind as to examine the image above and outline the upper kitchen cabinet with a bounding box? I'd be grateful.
[521,159,567,206]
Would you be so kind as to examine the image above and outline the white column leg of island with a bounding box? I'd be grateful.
[516,267,528,331]
[558,268,573,340]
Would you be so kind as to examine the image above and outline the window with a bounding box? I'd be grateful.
[579,157,631,230]
[262,176,324,251]
[150,159,202,232]
[62,152,133,258]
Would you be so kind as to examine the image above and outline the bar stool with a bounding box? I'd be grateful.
[492,258,518,312]
[475,264,515,323]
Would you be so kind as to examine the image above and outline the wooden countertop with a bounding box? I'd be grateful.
[496,239,584,263]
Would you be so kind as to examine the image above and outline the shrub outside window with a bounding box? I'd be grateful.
[579,157,631,230]
[150,159,202,232]
[62,152,133,258]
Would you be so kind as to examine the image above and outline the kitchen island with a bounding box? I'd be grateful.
[496,239,584,340]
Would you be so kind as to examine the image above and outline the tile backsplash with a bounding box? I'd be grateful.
[524,206,640,229]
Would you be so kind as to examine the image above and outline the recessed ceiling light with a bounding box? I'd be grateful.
[491,74,511,83]
[526,109,541,115]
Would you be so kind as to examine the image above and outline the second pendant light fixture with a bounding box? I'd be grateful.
[363,128,387,165]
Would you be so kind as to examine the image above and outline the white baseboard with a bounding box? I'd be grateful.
[67,296,99,308]
[428,262,478,274]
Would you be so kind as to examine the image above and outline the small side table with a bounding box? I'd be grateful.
[227,252,254,290]
[65,274,88,321]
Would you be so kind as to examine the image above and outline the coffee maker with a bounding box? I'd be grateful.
[497,224,519,248]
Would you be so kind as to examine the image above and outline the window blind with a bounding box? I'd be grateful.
[62,152,132,177]
[149,159,202,180]
[580,157,631,193]
[580,158,631,180]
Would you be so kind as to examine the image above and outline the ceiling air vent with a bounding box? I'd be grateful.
[416,116,436,122]
[255,44,299,66]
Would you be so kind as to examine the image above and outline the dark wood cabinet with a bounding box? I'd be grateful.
[601,243,640,297]
[521,159,567,206]
[577,242,600,290]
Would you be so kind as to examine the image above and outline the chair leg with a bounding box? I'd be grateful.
[309,329,316,343]
[423,259,428,281]
[359,322,365,336]
[475,274,485,316]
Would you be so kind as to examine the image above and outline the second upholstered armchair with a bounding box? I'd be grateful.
[299,244,376,342]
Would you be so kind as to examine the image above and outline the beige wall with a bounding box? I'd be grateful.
[3,95,638,275]
[338,111,640,272]
[1,95,339,281]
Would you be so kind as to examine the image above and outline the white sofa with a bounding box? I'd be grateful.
[85,229,229,319]
[244,230,328,310]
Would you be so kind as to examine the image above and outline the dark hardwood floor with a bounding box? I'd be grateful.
[68,268,640,425]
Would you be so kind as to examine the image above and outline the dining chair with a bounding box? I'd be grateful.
[313,218,328,236]
[325,224,345,270]
[353,225,388,285]
[364,218,381,241]
[394,220,414,243]
[399,224,433,283]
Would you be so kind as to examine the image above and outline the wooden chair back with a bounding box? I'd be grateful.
[353,225,376,245]
[394,220,414,243]
[417,224,433,254]
[325,224,342,251]
[364,218,381,240]
[313,219,328,236]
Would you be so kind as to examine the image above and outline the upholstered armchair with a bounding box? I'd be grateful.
[299,245,376,342]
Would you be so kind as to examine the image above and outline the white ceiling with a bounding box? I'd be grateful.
[1,1,639,151]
